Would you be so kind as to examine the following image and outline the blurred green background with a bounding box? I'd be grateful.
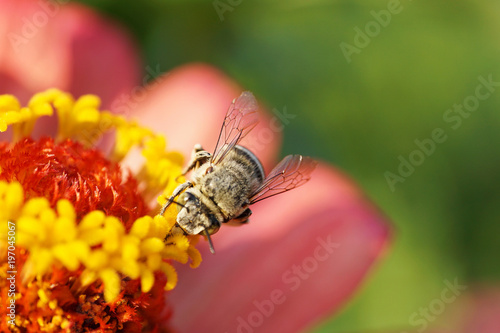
[78,0,500,331]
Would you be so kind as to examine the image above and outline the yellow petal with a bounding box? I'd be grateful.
[30,102,53,117]
[0,181,23,220]
[75,108,100,123]
[0,94,20,112]
[17,216,40,236]
[119,261,140,279]
[52,92,74,122]
[74,94,101,112]
[141,238,165,256]
[79,228,106,246]
[146,253,162,271]
[162,245,188,264]
[141,269,155,293]
[130,216,152,239]
[22,197,50,217]
[150,214,175,238]
[103,217,125,253]
[79,210,106,231]
[39,208,57,230]
[34,249,54,275]
[70,240,91,261]
[80,269,98,287]
[52,244,80,271]
[122,236,140,261]
[165,234,190,251]
[99,268,121,303]
[83,250,108,270]
[16,233,35,247]
[187,246,202,269]
[161,262,178,291]
[103,233,120,253]
[56,199,76,220]
[53,217,77,243]
[104,216,125,235]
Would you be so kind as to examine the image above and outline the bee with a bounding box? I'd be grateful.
[160,91,316,253]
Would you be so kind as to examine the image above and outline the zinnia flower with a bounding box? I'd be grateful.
[1,0,393,332]
[0,88,202,331]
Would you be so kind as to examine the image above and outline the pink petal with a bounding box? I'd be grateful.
[169,163,392,333]
[62,5,141,108]
[0,0,141,138]
[0,0,71,98]
[126,63,282,171]
[399,287,500,333]
[453,288,500,333]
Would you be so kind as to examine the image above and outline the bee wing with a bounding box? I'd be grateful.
[211,91,259,166]
[250,155,317,204]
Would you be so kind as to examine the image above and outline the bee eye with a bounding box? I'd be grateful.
[205,166,213,174]
[178,193,187,205]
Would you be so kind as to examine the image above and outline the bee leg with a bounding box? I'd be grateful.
[160,181,192,215]
[180,144,212,176]
[193,143,204,153]
[226,208,252,226]
[203,227,216,254]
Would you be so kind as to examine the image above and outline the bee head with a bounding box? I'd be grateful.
[177,191,199,217]
[177,191,220,237]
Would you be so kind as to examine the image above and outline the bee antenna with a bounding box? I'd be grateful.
[174,200,189,212]
[160,200,189,215]
[204,227,216,254]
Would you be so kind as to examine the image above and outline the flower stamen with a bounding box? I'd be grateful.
[3,180,200,302]
[0,89,202,331]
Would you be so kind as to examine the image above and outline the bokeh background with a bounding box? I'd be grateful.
[16,0,500,331]
[81,0,500,331]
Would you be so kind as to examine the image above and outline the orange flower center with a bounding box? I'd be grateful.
[0,137,147,228]
[0,90,200,332]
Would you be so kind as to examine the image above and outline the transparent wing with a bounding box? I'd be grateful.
[211,91,259,166]
[250,155,317,204]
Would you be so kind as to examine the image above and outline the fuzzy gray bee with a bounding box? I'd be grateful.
[160,91,316,253]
